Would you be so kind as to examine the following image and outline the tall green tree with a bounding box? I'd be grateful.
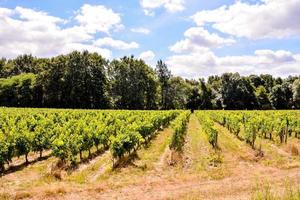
[8,55,36,76]
[0,73,37,107]
[292,78,300,109]
[43,55,67,107]
[167,76,191,109]
[249,74,265,88]
[43,51,109,108]
[0,59,5,78]
[281,81,293,109]
[255,86,272,109]
[186,86,201,111]
[108,56,157,109]
[207,75,222,109]
[220,73,258,109]
[198,79,212,109]
[269,85,288,109]
[63,51,109,108]
[155,60,171,109]
[260,74,275,93]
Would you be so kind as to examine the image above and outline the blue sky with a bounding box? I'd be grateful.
[0,0,300,78]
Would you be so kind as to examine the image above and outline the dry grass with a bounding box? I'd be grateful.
[43,187,67,198]
[0,193,12,200]
[252,181,300,200]
[290,145,299,156]
[14,191,32,200]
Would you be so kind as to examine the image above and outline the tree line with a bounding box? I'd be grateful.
[0,51,299,110]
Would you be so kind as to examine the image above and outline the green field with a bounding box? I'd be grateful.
[0,108,300,200]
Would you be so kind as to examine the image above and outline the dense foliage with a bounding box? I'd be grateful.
[0,108,180,171]
[0,52,299,110]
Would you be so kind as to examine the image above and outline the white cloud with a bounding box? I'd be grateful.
[75,4,122,34]
[0,8,12,16]
[0,6,112,58]
[0,5,139,59]
[94,37,139,50]
[170,27,235,53]
[15,7,64,24]
[166,0,300,78]
[139,50,155,64]
[131,27,150,34]
[254,50,295,63]
[140,0,185,15]
[192,0,300,39]
[166,49,300,78]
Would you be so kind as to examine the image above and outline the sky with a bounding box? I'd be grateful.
[0,0,300,78]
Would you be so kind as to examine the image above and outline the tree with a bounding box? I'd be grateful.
[64,51,109,108]
[255,86,272,109]
[269,85,287,109]
[186,87,201,111]
[275,77,283,85]
[249,74,265,88]
[43,51,109,109]
[7,55,36,76]
[43,55,67,107]
[155,60,171,109]
[0,73,37,107]
[0,59,5,78]
[260,74,275,93]
[167,76,191,109]
[0,51,298,110]
[220,73,258,110]
[292,79,300,109]
[207,75,222,109]
[108,56,157,109]
[198,79,212,109]
[281,81,293,109]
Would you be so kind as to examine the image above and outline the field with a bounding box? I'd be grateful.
[0,108,300,200]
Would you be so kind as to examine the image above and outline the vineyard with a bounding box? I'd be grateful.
[0,108,300,200]
[0,108,183,171]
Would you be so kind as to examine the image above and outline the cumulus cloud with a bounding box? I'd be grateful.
[130,27,150,34]
[140,0,185,15]
[0,4,139,58]
[169,27,235,53]
[192,0,300,39]
[139,50,155,64]
[166,0,300,78]
[94,37,139,50]
[166,49,300,78]
[75,4,123,34]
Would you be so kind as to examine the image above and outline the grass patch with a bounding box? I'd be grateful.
[43,187,67,198]
[186,115,228,180]
[0,193,12,200]
[256,137,300,169]
[215,123,253,161]
[14,191,32,200]
[67,151,111,184]
[252,181,300,200]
